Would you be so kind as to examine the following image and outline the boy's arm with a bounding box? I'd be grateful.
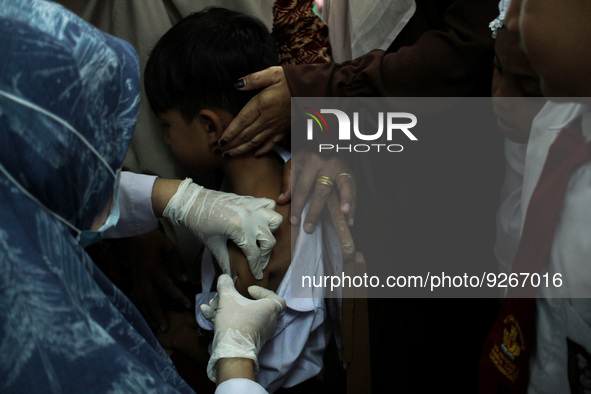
[228,201,292,296]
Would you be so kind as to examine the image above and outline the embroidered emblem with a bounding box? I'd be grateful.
[567,338,591,393]
[501,321,522,360]
[489,315,525,382]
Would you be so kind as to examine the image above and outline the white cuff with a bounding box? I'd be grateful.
[104,171,159,238]
[215,378,268,394]
[207,330,259,383]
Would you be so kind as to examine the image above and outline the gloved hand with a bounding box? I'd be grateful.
[163,179,283,279]
[200,274,286,383]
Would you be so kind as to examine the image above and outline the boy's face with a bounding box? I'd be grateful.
[491,27,544,143]
[506,0,591,98]
[158,109,221,177]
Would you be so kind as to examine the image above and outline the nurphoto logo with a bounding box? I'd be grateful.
[304,108,418,153]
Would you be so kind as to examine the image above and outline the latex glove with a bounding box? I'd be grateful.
[200,274,286,383]
[163,179,283,279]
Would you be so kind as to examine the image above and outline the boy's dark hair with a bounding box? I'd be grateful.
[144,7,278,121]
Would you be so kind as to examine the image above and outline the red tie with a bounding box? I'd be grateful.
[479,116,591,393]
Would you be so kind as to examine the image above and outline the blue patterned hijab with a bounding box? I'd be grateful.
[0,1,192,392]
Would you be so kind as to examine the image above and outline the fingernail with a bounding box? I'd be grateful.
[278,193,284,201]
[219,139,228,147]
[223,152,232,159]
[214,148,221,154]
[304,223,314,233]
[290,215,299,225]
[233,275,239,284]
[341,203,351,214]
[349,218,355,227]
[234,78,245,89]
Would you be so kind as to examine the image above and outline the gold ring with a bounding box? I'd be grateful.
[316,175,334,188]
[337,172,354,181]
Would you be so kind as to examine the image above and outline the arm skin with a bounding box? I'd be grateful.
[216,358,257,384]
[225,158,293,297]
[227,200,292,298]
[151,178,183,218]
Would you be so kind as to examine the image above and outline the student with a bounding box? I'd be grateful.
[481,0,591,391]
[488,0,545,275]
[144,8,339,392]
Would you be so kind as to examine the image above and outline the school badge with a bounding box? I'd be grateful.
[489,314,526,382]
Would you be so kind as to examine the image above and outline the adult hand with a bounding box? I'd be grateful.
[128,230,191,332]
[216,66,291,157]
[279,151,357,233]
[163,179,283,280]
[200,274,286,383]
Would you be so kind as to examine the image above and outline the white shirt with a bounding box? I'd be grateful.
[494,138,527,275]
[520,102,591,392]
[521,102,589,219]
[215,378,268,394]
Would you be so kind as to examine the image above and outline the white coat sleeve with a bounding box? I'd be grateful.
[215,378,268,394]
[104,171,159,238]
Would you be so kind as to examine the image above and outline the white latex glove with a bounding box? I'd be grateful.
[163,179,283,279]
[200,274,286,383]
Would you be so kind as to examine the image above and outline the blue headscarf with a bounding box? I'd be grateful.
[0,1,192,392]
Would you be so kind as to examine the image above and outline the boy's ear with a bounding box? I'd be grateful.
[198,109,224,145]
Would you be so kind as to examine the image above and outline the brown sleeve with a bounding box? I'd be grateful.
[283,0,497,97]
[272,0,332,65]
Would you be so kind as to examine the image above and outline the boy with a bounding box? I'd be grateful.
[144,8,336,392]
[482,0,591,391]
[489,0,545,275]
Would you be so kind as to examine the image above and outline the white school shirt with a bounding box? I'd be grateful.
[519,102,591,392]
[494,138,527,275]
